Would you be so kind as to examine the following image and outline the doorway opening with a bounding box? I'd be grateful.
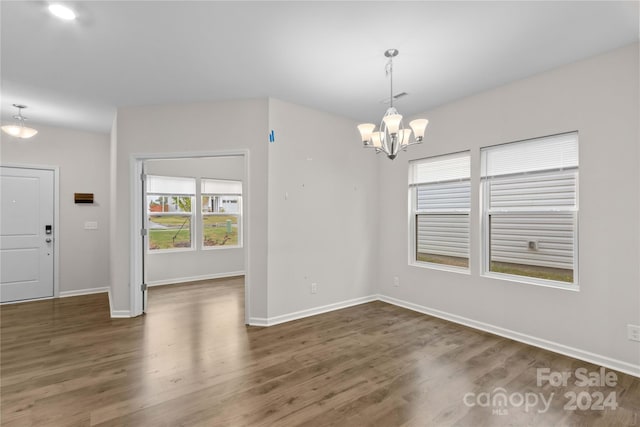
[131,152,249,323]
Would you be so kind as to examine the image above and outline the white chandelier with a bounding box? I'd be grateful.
[357,49,428,160]
[2,104,38,139]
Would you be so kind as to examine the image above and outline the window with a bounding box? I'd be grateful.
[410,152,471,269]
[481,132,578,286]
[201,179,242,248]
[146,176,195,251]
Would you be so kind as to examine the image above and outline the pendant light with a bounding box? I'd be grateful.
[2,104,38,139]
[357,49,429,160]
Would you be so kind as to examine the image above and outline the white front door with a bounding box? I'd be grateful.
[1,167,55,302]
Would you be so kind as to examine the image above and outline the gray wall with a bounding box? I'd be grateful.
[1,123,111,295]
[144,156,245,284]
[112,98,379,321]
[112,99,269,317]
[267,99,378,319]
[377,43,640,370]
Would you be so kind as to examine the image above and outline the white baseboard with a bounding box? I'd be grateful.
[248,317,269,327]
[248,295,378,327]
[1,296,54,305]
[378,294,640,378]
[107,289,131,318]
[59,287,108,298]
[147,271,245,287]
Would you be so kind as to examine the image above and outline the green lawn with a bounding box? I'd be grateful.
[490,261,573,283]
[203,215,239,246]
[148,214,239,249]
[149,229,192,250]
[416,253,469,268]
[416,252,573,283]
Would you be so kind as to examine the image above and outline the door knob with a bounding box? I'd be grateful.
[45,238,52,243]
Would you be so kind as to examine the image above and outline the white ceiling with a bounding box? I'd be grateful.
[1,1,638,134]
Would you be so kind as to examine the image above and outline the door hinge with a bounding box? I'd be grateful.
[140,228,147,236]
[141,173,146,181]
[141,283,147,292]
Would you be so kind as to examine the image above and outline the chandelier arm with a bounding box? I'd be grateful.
[379,119,389,155]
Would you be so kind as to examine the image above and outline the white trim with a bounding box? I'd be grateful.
[0,296,54,305]
[248,295,378,327]
[378,294,640,378]
[481,271,580,292]
[248,317,269,327]
[59,287,109,298]
[110,310,132,318]
[108,289,131,318]
[147,272,245,287]
[410,260,471,275]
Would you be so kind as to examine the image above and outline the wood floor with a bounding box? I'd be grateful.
[2,278,639,426]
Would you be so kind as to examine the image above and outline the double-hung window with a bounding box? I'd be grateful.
[481,132,579,287]
[410,152,471,269]
[201,179,242,248]
[146,175,195,251]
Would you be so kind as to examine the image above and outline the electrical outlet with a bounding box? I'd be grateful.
[311,283,317,294]
[393,276,400,287]
[628,324,640,342]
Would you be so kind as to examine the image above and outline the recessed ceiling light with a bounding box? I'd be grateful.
[48,4,76,20]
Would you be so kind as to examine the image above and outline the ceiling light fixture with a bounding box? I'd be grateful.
[2,104,38,139]
[357,49,429,160]
[48,4,76,20]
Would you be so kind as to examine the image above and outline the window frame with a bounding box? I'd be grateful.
[480,133,579,290]
[409,151,471,274]
[146,192,195,253]
[200,179,243,250]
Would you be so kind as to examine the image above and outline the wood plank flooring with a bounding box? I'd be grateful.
[1,277,639,426]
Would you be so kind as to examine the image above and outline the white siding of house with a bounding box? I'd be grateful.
[417,214,470,258]
[416,181,470,257]
[488,170,577,270]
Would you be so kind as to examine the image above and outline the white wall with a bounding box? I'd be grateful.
[267,99,378,319]
[144,156,244,284]
[112,99,269,317]
[113,98,378,321]
[1,123,111,295]
[377,43,640,372]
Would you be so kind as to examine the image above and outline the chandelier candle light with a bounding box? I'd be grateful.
[1,104,38,139]
[357,49,429,160]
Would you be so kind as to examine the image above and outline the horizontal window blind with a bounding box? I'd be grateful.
[410,152,470,185]
[417,181,471,212]
[147,175,195,195]
[201,179,242,195]
[481,132,578,178]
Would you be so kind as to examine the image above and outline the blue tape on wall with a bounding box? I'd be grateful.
[269,130,275,143]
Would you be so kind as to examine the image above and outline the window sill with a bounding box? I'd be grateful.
[147,247,195,254]
[409,261,470,275]
[481,271,579,291]
[202,245,243,251]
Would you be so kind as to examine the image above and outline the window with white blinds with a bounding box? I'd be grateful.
[410,152,470,269]
[147,175,196,195]
[201,178,243,248]
[481,132,579,286]
[146,175,196,251]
